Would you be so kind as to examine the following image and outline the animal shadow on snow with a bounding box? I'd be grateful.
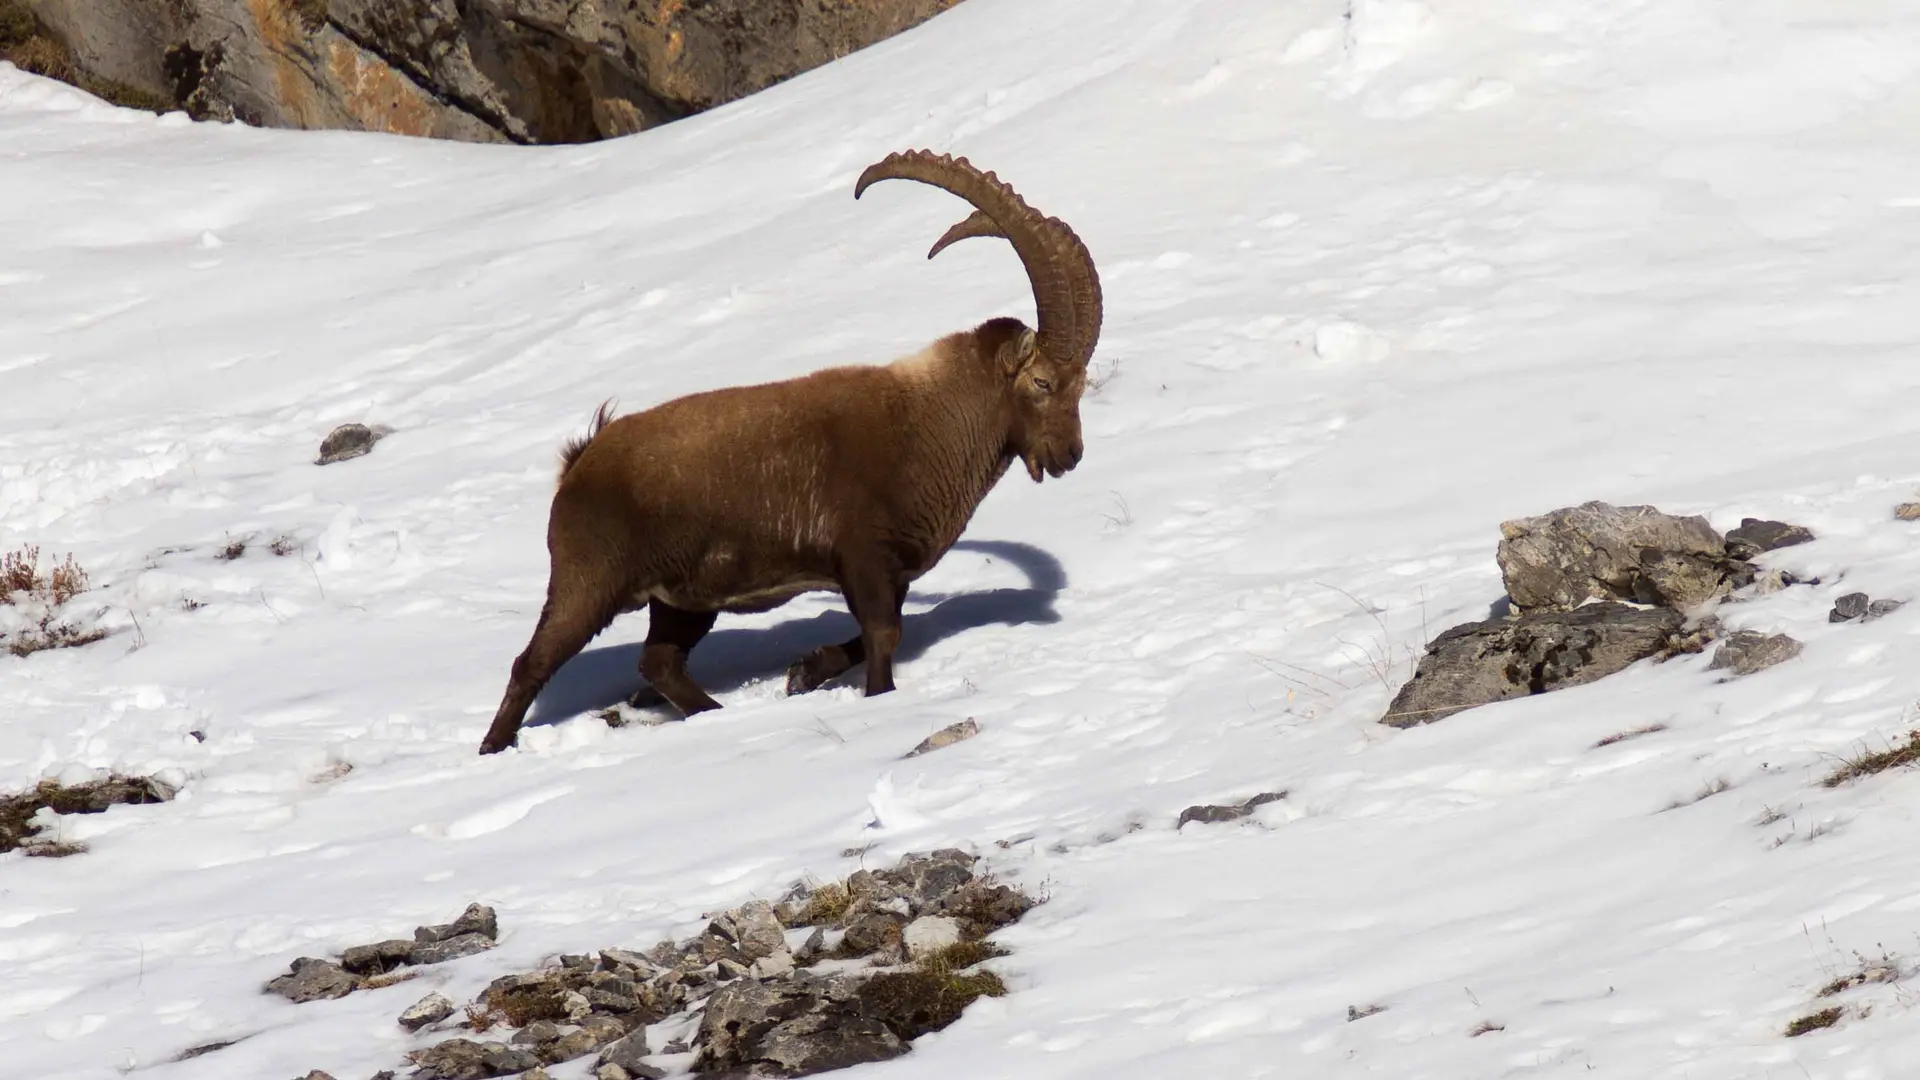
[523,539,1065,729]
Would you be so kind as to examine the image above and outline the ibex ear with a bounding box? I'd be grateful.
[1001,327,1037,377]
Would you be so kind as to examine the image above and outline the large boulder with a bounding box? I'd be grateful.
[19,0,963,143]
[1383,602,1691,728]
[1496,501,1750,614]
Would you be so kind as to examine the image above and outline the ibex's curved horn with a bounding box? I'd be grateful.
[857,150,1103,369]
[927,210,1003,259]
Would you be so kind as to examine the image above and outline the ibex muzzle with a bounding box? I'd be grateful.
[478,151,1103,755]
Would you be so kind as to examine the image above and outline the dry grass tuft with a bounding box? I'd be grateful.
[1784,1006,1842,1037]
[2,545,105,658]
[1662,776,1732,812]
[796,882,852,926]
[1822,730,1920,787]
[1594,722,1668,748]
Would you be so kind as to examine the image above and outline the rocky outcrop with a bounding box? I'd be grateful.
[1385,503,1817,727]
[16,0,963,143]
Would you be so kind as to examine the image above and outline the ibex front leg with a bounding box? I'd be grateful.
[829,555,908,698]
[788,580,910,695]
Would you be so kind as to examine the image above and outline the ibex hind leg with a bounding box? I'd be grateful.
[479,579,623,754]
[637,599,723,717]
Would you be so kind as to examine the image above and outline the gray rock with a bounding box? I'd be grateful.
[697,975,905,1077]
[903,718,981,758]
[539,1027,601,1065]
[873,849,977,913]
[512,1021,563,1046]
[1867,598,1906,622]
[315,423,386,465]
[1497,501,1748,613]
[1724,518,1815,559]
[598,1030,660,1076]
[902,917,962,961]
[416,903,499,944]
[405,1038,541,1080]
[930,881,1036,939]
[1830,592,1872,622]
[265,957,359,1003]
[1708,631,1803,677]
[723,899,788,962]
[583,985,639,1013]
[1383,602,1690,728]
[399,991,456,1032]
[838,912,908,959]
[294,1073,338,1080]
[1176,791,1288,828]
[341,938,415,975]
[409,931,495,966]
[749,948,796,980]
[25,0,961,145]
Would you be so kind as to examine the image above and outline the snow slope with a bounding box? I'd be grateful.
[8,0,1920,1076]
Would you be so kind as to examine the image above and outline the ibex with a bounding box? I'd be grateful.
[478,150,1103,755]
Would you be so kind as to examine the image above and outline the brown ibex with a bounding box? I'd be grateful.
[477,150,1103,755]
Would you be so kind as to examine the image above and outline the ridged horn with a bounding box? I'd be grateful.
[927,210,1004,259]
[856,150,1102,369]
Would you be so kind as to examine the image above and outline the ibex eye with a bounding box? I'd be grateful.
[1033,377,1053,393]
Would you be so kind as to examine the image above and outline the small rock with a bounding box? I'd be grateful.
[265,957,360,1002]
[698,975,904,1076]
[1383,602,1690,727]
[416,903,500,944]
[584,985,639,1013]
[1347,1003,1387,1021]
[749,948,796,980]
[315,422,389,465]
[341,938,415,975]
[873,849,977,913]
[579,1014,632,1045]
[902,916,963,960]
[399,991,456,1032]
[406,1037,540,1080]
[596,1066,633,1080]
[294,1073,338,1080]
[1830,592,1871,623]
[562,989,593,1021]
[726,899,788,961]
[512,1021,562,1046]
[1177,791,1288,828]
[1707,631,1803,677]
[598,1030,663,1078]
[599,947,655,975]
[541,1027,601,1064]
[523,1070,551,1080]
[1897,502,1920,521]
[903,718,981,758]
[410,932,496,966]
[1723,518,1816,558]
[1866,598,1906,622]
[932,881,1036,938]
[797,926,827,961]
[839,912,907,959]
[1497,501,1747,613]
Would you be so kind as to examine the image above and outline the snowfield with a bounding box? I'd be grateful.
[8,0,1920,1076]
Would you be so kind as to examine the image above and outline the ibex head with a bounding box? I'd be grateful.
[856,151,1104,483]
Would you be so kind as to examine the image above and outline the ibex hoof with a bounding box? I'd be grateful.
[786,660,827,697]
[626,686,668,709]
[477,738,513,755]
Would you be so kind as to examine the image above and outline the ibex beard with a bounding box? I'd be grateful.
[478,150,1104,755]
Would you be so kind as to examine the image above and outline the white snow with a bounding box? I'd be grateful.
[7,0,1920,1076]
